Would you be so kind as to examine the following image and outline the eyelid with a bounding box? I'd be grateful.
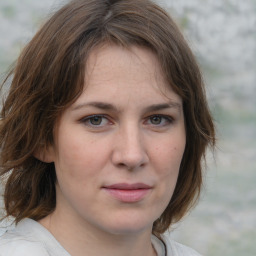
[144,114,175,126]
[79,114,113,127]
[79,113,175,130]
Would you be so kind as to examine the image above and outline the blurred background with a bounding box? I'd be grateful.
[0,0,255,255]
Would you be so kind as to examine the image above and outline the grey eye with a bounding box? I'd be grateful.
[89,116,103,125]
[150,116,162,125]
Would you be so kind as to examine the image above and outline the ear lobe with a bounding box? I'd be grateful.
[34,145,55,163]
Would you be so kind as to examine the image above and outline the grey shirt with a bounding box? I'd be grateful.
[0,218,201,256]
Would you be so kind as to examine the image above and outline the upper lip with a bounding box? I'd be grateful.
[103,183,152,190]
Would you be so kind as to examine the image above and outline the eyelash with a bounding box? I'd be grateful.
[80,115,111,128]
[146,115,174,126]
[79,114,174,128]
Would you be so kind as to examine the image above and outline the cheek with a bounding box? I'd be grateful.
[54,133,110,182]
[153,139,185,173]
[151,139,185,202]
[150,142,184,215]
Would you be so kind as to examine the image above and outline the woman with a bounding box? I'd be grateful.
[0,0,215,255]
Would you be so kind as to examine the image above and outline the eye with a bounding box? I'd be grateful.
[150,116,162,125]
[80,115,110,127]
[146,115,174,126]
[89,116,104,125]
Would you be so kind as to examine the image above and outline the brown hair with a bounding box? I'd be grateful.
[0,0,215,235]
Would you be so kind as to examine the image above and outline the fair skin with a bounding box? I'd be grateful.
[39,44,186,256]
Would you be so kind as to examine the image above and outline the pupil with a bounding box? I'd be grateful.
[90,116,102,125]
[151,116,161,124]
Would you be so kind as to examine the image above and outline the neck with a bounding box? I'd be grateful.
[39,211,157,256]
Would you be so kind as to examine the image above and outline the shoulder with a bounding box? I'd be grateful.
[0,232,49,256]
[0,219,49,256]
[161,233,203,256]
[0,218,70,256]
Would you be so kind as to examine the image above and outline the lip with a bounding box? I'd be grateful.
[102,183,152,203]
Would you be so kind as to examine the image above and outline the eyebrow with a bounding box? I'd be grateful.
[72,102,118,111]
[71,101,182,112]
[144,102,182,112]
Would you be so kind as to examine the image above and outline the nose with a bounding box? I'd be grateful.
[111,124,149,171]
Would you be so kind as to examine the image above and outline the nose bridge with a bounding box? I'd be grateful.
[112,121,148,169]
[123,122,142,153]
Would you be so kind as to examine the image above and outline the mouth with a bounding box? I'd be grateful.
[102,183,152,203]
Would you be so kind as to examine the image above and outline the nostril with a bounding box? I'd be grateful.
[111,132,149,170]
[113,152,148,171]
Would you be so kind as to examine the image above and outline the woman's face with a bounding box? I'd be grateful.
[46,45,186,235]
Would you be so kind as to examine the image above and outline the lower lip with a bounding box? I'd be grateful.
[103,188,151,202]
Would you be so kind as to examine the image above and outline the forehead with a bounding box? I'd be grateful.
[80,44,179,103]
[86,44,162,73]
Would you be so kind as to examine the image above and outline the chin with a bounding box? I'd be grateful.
[99,216,154,236]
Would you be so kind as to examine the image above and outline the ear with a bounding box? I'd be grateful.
[34,145,55,163]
